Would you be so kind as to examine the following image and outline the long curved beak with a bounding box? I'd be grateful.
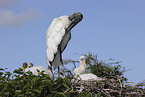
[66,12,83,32]
[83,60,86,69]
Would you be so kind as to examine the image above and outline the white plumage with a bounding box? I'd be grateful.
[73,56,86,77]
[46,12,83,69]
[24,66,53,79]
[46,16,71,67]
[79,73,103,81]
[73,56,104,81]
[73,56,105,92]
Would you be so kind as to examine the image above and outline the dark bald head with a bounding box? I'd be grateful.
[66,12,83,32]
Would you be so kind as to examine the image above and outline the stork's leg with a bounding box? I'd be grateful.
[59,49,65,77]
[61,61,65,78]
[58,66,60,77]
[58,62,64,77]
[48,65,54,81]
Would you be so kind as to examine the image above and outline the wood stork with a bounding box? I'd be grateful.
[73,56,105,92]
[28,63,33,68]
[21,63,53,79]
[73,56,86,77]
[79,73,104,81]
[46,12,83,71]
[24,65,53,79]
[22,62,28,70]
[73,56,104,81]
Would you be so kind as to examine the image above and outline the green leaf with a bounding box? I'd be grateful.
[0,72,3,76]
[36,69,40,72]
[15,90,22,93]
[26,91,33,95]
[69,90,74,93]
[54,83,62,90]
[58,92,66,97]
[62,82,69,89]
[55,77,63,83]
[6,71,11,75]
[14,94,24,97]
[47,93,54,97]
[60,72,64,76]
[0,68,4,70]
[13,69,23,74]
[33,89,41,93]
[48,84,53,92]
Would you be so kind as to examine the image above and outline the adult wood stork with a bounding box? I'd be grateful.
[46,12,83,70]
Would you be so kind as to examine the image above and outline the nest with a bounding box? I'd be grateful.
[71,75,122,97]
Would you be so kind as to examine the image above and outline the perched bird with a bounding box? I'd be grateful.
[21,63,53,79]
[79,73,104,81]
[73,56,86,77]
[73,56,105,92]
[28,63,33,68]
[24,66,53,79]
[46,12,83,69]
[22,62,28,70]
[73,56,104,81]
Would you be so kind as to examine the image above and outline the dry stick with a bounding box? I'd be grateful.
[117,75,122,96]
[64,88,70,93]
[63,58,134,96]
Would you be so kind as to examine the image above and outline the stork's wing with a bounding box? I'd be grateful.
[46,18,66,66]
[60,31,71,52]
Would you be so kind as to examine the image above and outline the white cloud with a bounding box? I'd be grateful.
[0,9,41,26]
[0,0,19,7]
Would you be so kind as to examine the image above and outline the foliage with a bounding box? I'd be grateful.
[85,53,128,82]
[64,53,145,96]
[0,68,94,97]
[0,53,145,97]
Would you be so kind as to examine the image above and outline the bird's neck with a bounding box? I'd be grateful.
[59,16,71,28]
[80,62,86,69]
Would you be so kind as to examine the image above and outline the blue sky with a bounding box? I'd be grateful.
[0,0,145,84]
